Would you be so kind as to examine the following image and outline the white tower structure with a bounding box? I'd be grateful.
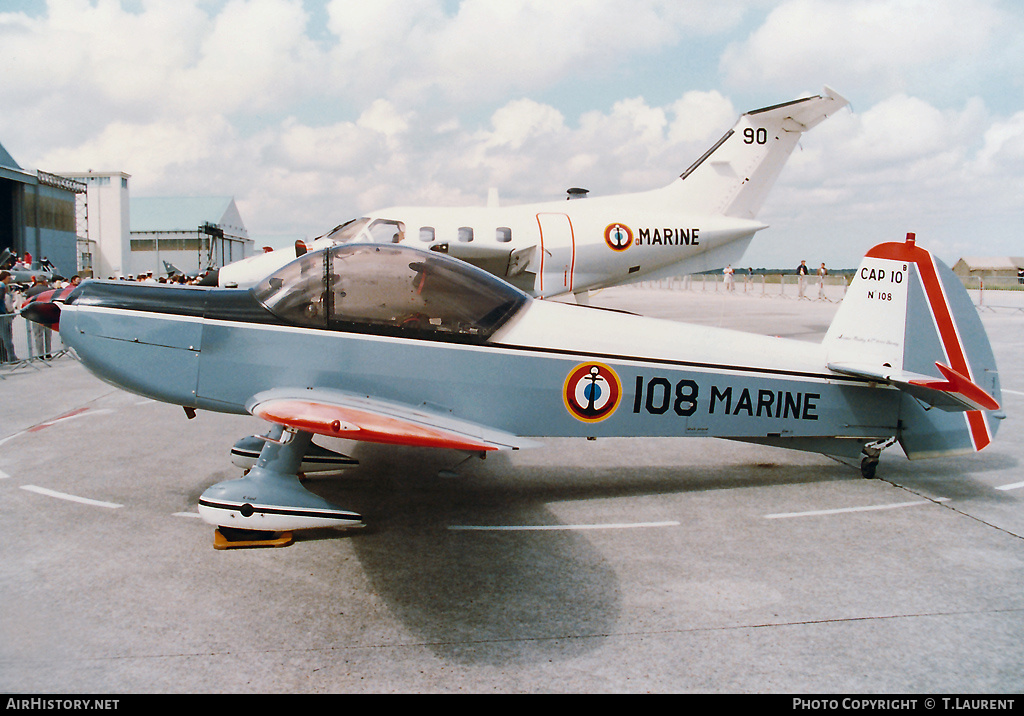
[58,170,131,278]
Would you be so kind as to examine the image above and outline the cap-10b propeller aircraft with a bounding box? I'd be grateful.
[208,87,848,300]
[23,232,1002,546]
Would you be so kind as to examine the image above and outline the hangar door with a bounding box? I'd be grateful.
[0,180,17,256]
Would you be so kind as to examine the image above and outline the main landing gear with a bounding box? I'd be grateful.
[860,437,897,479]
[198,425,364,549]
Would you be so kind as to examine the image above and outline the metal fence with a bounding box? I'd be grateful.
[641,273,852,302]
[0,311,69,375]
[639,272,1024,312]
[958,276,1024,312]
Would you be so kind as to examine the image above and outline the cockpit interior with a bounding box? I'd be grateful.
[253,244,528,341]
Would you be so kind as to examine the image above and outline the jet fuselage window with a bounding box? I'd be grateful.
[420,227,435,242]
[496,227,512,243]
[458,227,474,243]
[254,244,528,342]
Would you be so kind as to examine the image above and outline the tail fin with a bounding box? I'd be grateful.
[667,86,848,218]
[824,234,1002,458]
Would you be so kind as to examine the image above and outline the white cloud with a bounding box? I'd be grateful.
[323,0,750,105]
[275,118,382,171]
[36,114,238,185]
[977,111,1024,174]
[750,90,1024,267]
[356,100,412,142]
[720,0,1007,99]
[764,95,993,220]
[181,0,319,112]
[480,99,566,151]
[2,0,1022,267]
[834,95,984,169]
[0,0,321,148]
[668,91,736,144]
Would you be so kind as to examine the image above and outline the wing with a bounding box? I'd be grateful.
[828,361,1000,412]
[246,389,539,452]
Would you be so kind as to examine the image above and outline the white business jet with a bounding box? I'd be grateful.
[213,87,848,301]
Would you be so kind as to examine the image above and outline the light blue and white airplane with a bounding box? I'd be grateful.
[211,88,849,301]
[24,232,1002,546]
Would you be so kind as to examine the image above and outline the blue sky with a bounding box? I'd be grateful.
[2,0,1022,268]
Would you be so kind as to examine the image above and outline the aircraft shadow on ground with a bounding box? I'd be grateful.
[308,445,623,666]
[285,441,852,665]
[187,438,1018,666]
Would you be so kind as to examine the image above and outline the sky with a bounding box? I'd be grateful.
[1,0,1022,268]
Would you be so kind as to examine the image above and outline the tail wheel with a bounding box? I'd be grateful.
[860,456,879,479]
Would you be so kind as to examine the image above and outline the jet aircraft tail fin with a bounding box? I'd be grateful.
[665,86,848,219]
[824,234,1002,458]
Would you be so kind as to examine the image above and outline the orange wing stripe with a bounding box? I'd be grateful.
[252,399,497,451]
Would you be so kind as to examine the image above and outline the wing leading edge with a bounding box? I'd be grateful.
[247,389,538,452]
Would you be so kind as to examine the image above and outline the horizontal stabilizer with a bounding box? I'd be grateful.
[828,361,1000,412]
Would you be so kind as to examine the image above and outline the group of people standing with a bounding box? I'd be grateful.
[720,260,830,298]
[796,260,829,299]
[721,265,754,291]
[0,271,80,363]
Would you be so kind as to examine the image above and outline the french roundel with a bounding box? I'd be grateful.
[563,362,623,423]
[604,223,633,252]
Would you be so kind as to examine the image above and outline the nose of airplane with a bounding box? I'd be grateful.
[40,279,207,407]
[19,285,76,331]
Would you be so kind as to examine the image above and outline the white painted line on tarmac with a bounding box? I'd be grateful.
[448,520,680,531]
[0,469,9,480]
[173,511,203,519]
[1000,389,1024,397]
[20,485,123,509]
[765,498,950,519]
[995,481,1024,492]
[0,432,26,448]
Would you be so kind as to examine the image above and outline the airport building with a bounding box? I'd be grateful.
[129,196,252,279]
[0,141,85,278]
[57,170,131,279]
[952,256,1024,282]
[54,170,253,279]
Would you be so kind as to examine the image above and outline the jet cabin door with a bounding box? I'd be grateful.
[536,212,575,298]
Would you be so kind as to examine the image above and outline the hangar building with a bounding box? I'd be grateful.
[56,169,254,279]
[129,196,252,278]
[952,256,1024,281]
[1,141,85,278]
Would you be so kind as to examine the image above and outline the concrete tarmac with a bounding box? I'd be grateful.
[1,283,1022,694]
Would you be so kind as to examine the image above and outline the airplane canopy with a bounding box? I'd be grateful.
[253,243,528,340]
[325,216,405,244]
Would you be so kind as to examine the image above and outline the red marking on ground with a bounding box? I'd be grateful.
[28,407,91,433]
